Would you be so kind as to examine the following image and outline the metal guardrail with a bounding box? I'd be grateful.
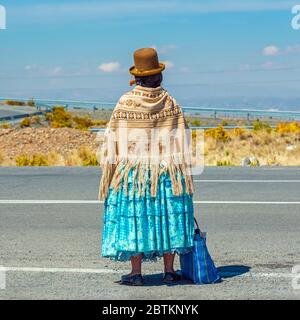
[1,97,300,121]
[89,125,277,133]
[0,111,45,123]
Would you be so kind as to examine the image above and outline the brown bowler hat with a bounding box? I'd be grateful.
[129,48,165,77]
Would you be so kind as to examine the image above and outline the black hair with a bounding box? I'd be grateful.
[135,73,163,88]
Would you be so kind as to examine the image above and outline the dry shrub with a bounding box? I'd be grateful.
[27,99,36,107]
[31,115,41,124]
[1,122,10,129]
[64,151,83,166]
[20,118,31,128]
[231,127,246,138]
[78,147,98,166]
[73,116,93,130]
[252,120,272,133]
[221,119,229,126]
[205,126,230,142]
[92,119,109,127]
[216,160,233,166]
[276,122,300,134]
[49,107,72,128]
[16,154,49,166]
[46,152,65,166]
[190,119,202,127]
[5,100,26,106]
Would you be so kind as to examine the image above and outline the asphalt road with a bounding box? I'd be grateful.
[0,167,300,300]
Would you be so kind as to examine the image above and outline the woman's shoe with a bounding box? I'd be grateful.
[117,273,144,286]
[163,272,182,283]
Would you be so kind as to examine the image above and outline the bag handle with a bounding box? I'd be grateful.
[194,217,201,234]
[194,217,205,237]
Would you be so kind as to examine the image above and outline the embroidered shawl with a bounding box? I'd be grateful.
[97,85,194,200]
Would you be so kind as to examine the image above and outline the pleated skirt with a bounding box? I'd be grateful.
[101,169,195,262]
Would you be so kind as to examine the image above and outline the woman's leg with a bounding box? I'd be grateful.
[163,253,175,273]
[130,254,142,275]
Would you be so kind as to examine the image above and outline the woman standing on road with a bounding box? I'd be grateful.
[98,48,195,286]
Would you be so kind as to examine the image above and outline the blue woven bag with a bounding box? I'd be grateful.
[180,218,221,284]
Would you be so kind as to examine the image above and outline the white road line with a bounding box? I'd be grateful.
[1,200,300,205]
[0,267,294,278]
[0,200,101,204]
[195,201,300,205]
[2,267,120,274]
[194,180,300,183]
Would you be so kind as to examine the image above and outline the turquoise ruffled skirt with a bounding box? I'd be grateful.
[101,169,195,262]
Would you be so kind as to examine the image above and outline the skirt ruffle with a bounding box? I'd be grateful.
[101,169,195,262]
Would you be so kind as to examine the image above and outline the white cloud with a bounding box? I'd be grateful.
[263,44,300,56]
[24,64,39,71]
[164,61,174,68]
[52,67,62,75]
[263,45,280,56]
[151,44,177,54]
[98,62,120,73]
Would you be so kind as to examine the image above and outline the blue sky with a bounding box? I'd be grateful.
[0,0,300,109]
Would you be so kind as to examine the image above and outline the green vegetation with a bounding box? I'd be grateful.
[252,120,272,133]
[190,119,202,127]
[221,119,229,126]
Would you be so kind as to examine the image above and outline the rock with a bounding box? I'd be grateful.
[286,144,296,151]
[241,157,260,167]
[241,157,251,166]
[0,127,98,160]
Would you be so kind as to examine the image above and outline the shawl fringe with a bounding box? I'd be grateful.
[98,159,194,200]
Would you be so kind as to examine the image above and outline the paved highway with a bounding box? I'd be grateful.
[0,167,299,299]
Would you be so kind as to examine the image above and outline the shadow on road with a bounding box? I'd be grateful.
[142,273,193,287]
[140,265,251,286]
[217,265,251,278]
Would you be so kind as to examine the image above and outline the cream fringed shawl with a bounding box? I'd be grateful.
[98,85,194,200]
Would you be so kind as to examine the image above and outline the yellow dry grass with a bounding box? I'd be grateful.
[204,125,300,166]
[11,147,99,167]
[0,123,300,166]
